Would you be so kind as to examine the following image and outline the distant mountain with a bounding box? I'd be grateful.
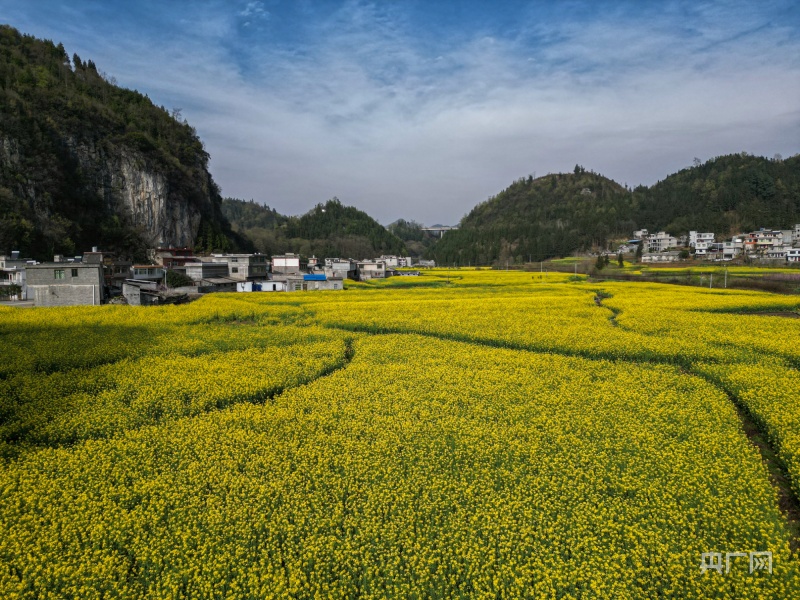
[222,197,407,259]
[633,153,800,237]
[0,25,241,260]
[430,167,635,265]
[430,155,800,265]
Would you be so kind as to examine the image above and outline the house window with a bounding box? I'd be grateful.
[54,269,65,280]
[232,267,239,274]
[71,268,79,277]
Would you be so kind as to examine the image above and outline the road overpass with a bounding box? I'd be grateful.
[421,226,458,238]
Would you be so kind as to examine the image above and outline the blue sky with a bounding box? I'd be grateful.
[2,1,799,225]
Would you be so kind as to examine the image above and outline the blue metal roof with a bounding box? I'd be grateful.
[303,274,327,281]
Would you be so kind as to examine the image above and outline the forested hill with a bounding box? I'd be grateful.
[430,154,800,265]
[431,168,635,265]
[222,197,407,259]
[386,219,439,256]
[633,153,800,236]
[0,25,240,260]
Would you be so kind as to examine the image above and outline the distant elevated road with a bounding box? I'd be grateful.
[421,226,458,237]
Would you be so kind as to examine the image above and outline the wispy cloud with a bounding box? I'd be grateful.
[239,1,268,19]
[2,0,799,223]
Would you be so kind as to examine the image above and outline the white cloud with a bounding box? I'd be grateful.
[238,1,268,19]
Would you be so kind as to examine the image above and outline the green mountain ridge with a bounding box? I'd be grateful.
[222,197,407,259]
[430,155,800,265]
[634,153,800,235]
[431,167,635,265]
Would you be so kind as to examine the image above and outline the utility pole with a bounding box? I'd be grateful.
[710,273,713,289]
[724,268,727,289]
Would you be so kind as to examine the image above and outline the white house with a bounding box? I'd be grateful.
[722,239,744,260]
[378,255,400,268]
[689,231,714,248]
[357,261,387,281]
[271,254,302,275]
[766,247,790,260]
[323,258,358,280]
[695,241,710,256]
[646,232,678,252]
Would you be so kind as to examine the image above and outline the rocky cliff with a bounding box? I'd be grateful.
[66,138,202,247]
[0,25,235,260]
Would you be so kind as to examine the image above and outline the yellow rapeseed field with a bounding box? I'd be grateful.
[1,270,799,598]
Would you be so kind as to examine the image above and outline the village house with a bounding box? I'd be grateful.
[689,231,714,248]
[83,248,131,291]
[26,261,104,306]
[198,277,239,293]
[130,265,165,283]
[302,273,344,291]
[122,279,160,306]
[271,253,302,275]
[722,239,744,260]
[183,261,228,282]
[357,260,387,281]
[180,261,240,291]
[645,231,678,253]
[258,280,288,292]
[0,266,25,300]
[0,252,31,300]
[210,253,269,280]
[379,255,399,268]
[150,247,197,269]
[377,255,416,268]
[269,272,344,292]
[694,241,711,257]
[322,258,358,280]
[748,229,785,256]
[766,247,789,260]
[237,281,268,292]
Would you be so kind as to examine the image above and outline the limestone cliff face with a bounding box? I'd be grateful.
[0,26,237,260]
[68,138,203,247]
[0,133,215,252]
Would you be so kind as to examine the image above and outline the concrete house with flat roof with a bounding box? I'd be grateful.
[26,262,104,306]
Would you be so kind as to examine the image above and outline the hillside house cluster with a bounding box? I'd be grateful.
[629,225,800,262]
[1,247,433,307]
